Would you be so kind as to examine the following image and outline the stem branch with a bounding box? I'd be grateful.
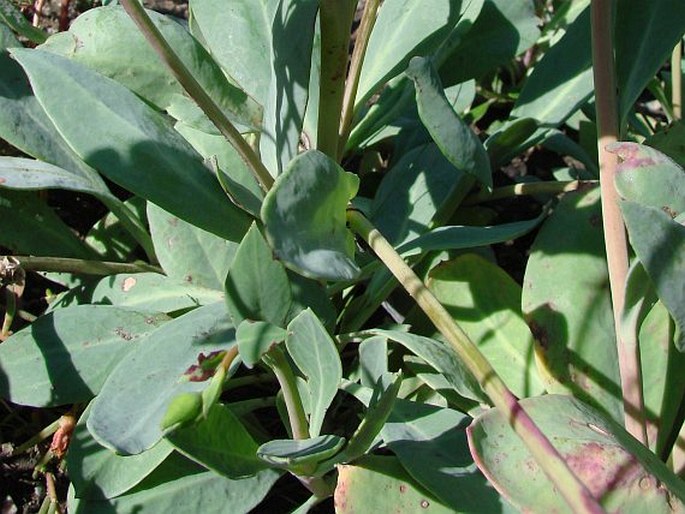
[347,209,605,514]
[11,256,162,276]
[119,0,274,192]
[591,0,645,444]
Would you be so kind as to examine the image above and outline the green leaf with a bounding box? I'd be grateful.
[620,201,685,351]
[68,404,174,500]
[87,302,234,454]
[236,320,287,368]
[615,0,685,121]
[522,188,622,421]
[68,452,280,514]
[484,118,540,169]
[261,150,360,281]
[512,7,592,126]
[338,373,402,464]
[468,395,685,513]
[0,0,47,43]
[382,399,505,512]
[257,435,345,474]
[428,254,544,398]
[645,121,685,169]
[225,223,292,327]
[406,57,491,189]
[371,329,485,403]
[359,336,388,388]
[39,6,261,129]
[439,0,540,86]
[286,309,342,437]
[85,197,147,261]
[190,0,317,174]
[11,48,251,242]
[174,122,263,217]
[77,273,223,313]
[371,142,468,246]
[0,306,168,407]
[610,142,685,217]
[148,203,238,291]
[0,157,116,202]
[0,21,19,49]
[335,455,455,513]
[167,404,265,479]
[396,213,545,257]
[357,0,483,106]
[0,189,96,258]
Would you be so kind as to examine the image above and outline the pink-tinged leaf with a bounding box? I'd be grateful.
[468,395,685,513]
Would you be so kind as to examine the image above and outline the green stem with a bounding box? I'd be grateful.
[347,209,606,514]
[463,180,598,206]
[119,0,274,192]
[12,256,162,275]
[263,346,309,440]
[338,0,382,156]
[13,418,61,455]
[672,39,682,120]
[591,0,645,444]
[317,0,357,160]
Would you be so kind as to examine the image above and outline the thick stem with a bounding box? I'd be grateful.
[12,256,162,275]
[119,0,274,192]
[672,40,682,120]
[317,0,357,160]
[1,288,16,341]
[591,0,645,444]
[338,0,382,156]
[463,180,598,206]
[347,209,605,514]
[263,346,309,440]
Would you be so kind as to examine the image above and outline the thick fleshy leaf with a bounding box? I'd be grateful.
[406,57,491,189]
[512,7,592,126]
[468,395,685,513]
[166,404,265,479]
[645,121,685,169]
[371,142,468,247]
[68,452,280,514]
[439,0,539,86]
[148,204,238,291]
[396,213,545,257]
[0,306,168,407]
[615,0,685,121]
[428,254,544,398]
[190,0,317,175]
[68,404,174,500]
[11,48,251,242]
[371,329,485,403]
[236,320,287,368]
[611,142,685,217]
[174,122,263,217]
[620,201,685,351]
[80,273,223,312]
[224,223,292,327]
[286,309,342,437]
[257,435,345,474]
[0,157,115,201]
[39,6,261,129]
[0,22,19,49]
[88,302,234,454]
[522,188,622,421]
[382,399,504,512]
[0,189,95,258]
[335,455,454,513]
[356,0,483,106]
[484,118,539,169]
[261,150,360,281]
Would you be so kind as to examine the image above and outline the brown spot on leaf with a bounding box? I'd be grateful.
[115,327,133,341]
[662,206,678,219]
[0,178,5,184]
[420,500,430,508]
[399,485,406,493]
